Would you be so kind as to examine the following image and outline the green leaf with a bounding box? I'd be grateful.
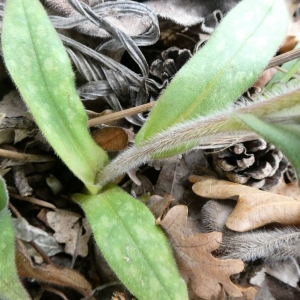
[2,0,108,193]
[96,68,300,187]
[73,185,188,300]
[234,114,300,186]
[136,0,288,158]
[266,42,300,89]
[0,177,31,300]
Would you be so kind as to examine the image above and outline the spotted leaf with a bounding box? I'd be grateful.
[73,185,188,300]
[135,0,288,158]
[2,0,108,193]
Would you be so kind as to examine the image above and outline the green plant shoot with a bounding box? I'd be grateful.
[2,0,108,194]
[1,0,188,299]
[0,176,31,300]
[73,185,188,300]
[135,0,288,158]
[96,0,289,186]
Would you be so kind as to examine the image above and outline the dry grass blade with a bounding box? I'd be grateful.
[66,47,103,82]
[77,80,112,100]
[266,48,300,69]
[60,34,143,86]
[88,102,155,126]
[49,0,159,46]
[66,0,150,76]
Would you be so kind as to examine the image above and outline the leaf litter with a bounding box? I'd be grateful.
[157,205,257,300]
[1,0,300,299]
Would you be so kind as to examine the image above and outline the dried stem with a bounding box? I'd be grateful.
[9,193,56,209]
[267,48,300,69]
[0,148,55,162]
[88,102,155,127]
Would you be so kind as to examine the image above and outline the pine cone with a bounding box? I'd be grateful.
[206,139,296,190]
[150,46,192,82]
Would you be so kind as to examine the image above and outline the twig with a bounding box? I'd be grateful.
[267,48,300,69]
[9,192,57,209]
[8,202,22,218]
[30,241,52,264]
[88,102,155,127]
[0,148,55,162]
[88,48,300,127]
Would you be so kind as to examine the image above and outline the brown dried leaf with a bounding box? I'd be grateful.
[190,175,300,232]
[146,194,174,219]
[46,209,91,257]
[157,205,256,299]
[92,127,128,151]
[13,165,33,196]
[266,274,300,300]
[143,0,239,27]
[16,249,92,297]
[0,91,27,118]
[253,68,277,90]
[155,156,189,201]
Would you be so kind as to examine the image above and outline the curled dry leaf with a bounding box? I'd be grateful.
[92,127,128,151]
[155,156,189,202]
[12,165,33,196]
[190,175,300,232]
[46,209,91,257]
[143,0,239,27]
[16,248,92,297]
[157,205,256,299]
[253,68,278,90]
[13,218,63,257]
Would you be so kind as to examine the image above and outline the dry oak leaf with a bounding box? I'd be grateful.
[92,127,128,151]
[47,209,91,256]
[157,205,256,299]
[190,175,300,232]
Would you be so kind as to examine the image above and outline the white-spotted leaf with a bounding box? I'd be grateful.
[2,0,108,193]
[96,0,289,187]
[73,185,188,300]
[0,177,31,300]
[136,0,288,158]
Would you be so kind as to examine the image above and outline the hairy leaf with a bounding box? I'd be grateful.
[191,176,300,231]
[95,0,290,187]
[136,0,288,157]
[96,76,300,187]
[2,0,108,193]
[201,200,300,261]
[0,177,31,300]
[73,185,188,300]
